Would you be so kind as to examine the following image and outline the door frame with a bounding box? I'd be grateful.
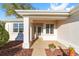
[36,25,43,36]
[33,25,43,39]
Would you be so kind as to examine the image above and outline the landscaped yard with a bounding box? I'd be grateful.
[0,40,78,56]
[0,41,33,56]
[31,39,79,56]
[45,49,78,56]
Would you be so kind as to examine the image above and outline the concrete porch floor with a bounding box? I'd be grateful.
[31,38,67,56]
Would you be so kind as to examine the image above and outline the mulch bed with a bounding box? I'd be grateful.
[16,49,33,56]
[0,41,23,50]
[0,41,33,56]
[45,49,78,56]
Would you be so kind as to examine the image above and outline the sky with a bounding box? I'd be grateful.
[0,3,77,20]
[31,3,77,10]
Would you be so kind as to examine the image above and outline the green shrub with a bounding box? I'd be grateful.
[49,43,56,49]
[69,47,74,51]
[0,24,9,47]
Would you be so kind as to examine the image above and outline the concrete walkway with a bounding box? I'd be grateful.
[31,38,47,56]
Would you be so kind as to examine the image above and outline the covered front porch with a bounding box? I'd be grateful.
[15,10,69,49]
[30,20,57,45]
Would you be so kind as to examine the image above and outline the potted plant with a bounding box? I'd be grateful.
[69,47,75,56]
[49,43,56,52]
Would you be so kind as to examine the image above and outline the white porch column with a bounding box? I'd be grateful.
[30,23,32,41]
[23,16,30,49]
[43,24,46,35]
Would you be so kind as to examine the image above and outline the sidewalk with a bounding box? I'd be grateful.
[31,38,47,56]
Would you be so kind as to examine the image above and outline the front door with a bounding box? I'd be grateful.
[33,25,43,39]
[37,26,42,36]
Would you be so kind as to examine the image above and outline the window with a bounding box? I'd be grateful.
[13,23,23,32]
[19,23,23,32]
[50,24,54,34]
[46,24,54,34]
[13,23,18,32]
[46,24,49,34]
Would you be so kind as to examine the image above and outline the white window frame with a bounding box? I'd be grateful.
[13,23,19,32]
[13,22,23,32]
[19,23,24,32]
[46,24,54,34]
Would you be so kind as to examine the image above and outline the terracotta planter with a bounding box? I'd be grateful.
[50,48,56,52]
[69,48,75,56]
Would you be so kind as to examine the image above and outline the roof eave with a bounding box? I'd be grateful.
[15,10,70,16]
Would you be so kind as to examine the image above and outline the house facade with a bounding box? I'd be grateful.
[15,10,69,48]
[4,19,23,41]
[3,5,79,54]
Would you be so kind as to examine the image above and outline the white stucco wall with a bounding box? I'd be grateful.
[5,22,23,41]
[57,9,79,53]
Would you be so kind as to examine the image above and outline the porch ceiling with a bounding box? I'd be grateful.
[29,16,68,20]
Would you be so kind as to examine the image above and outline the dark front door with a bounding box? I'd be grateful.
[37,26,42,36]
[33,25,43,39]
